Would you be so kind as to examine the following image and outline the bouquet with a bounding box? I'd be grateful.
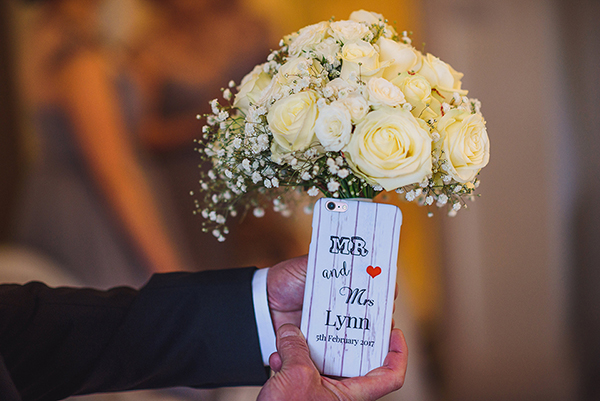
[195,10,490,241]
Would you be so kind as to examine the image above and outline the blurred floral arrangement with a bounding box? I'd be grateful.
[194,10,490,241]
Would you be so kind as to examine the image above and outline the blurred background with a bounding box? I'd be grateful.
[1,0,598,400]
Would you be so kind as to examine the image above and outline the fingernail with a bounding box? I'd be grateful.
[279,325,300,338]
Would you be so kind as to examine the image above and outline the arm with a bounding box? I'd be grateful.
[58,50,185,274]
[0,268,268,400]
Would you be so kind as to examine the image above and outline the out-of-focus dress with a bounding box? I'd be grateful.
[14,73,163,289]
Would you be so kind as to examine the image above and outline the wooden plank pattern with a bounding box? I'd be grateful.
[301,198,402,377]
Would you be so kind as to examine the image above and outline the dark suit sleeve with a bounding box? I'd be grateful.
[0,267,269,401]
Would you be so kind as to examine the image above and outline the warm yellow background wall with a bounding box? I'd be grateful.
[243,0,424,49]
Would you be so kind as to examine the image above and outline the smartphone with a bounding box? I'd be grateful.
[300,198,403,377]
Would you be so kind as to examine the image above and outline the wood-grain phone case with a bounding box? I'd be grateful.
[300,198,402,377]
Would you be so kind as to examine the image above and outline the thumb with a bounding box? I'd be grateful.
[275,324,315,371]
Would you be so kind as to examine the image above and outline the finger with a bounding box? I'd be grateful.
[275,324,315,371]
[269,352,283,372]
[340,329,408,399]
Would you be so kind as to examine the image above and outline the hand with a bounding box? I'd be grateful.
[267,255,307,331]
[258,324,408,401]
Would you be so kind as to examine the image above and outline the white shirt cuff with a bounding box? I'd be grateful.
[252,267,276,366]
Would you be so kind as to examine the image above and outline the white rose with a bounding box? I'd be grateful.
[391,71,440,118]
[366,77,405,108]
[258,57,323,106]
[314,37,341,66]
[288,21,330,56]
[349,10,385,25]
[330,20,371,43]
[417,53,467,99]
[314,101,353,151]
[339,92,369,123]
[325,77,358,97]
[345,107,432,190]
[277,56,322,86]
[437,109,489,183]
[268,90,319,159]
[233,65,272,113]
[378,37,422,80]
[340,40,382,81]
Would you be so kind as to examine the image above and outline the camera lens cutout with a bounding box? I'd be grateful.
[326,201,336,211]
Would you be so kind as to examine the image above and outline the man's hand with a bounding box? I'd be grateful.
[267,255,307,331]
[258,324,408,401]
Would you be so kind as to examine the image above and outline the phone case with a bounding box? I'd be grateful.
[300,198,403,377]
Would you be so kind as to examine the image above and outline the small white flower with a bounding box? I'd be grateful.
[308,186,319,196]
[224,170,233,179]
[301,171,311,181]
[442,103,451,114]
[242,159,251,171]
[373,185,384,192]
[201,182,208,190]
[327,180,340,192]
[223,191,232,200]
[396,187,405,194]
[202,125,210,133]
[337,169,349,179]
[425,196,434,205]
[453,202,462,211]
[264,178,272,188]
[209,211,217,221]
[405,190,416,202]
[245,123,256,135]
[414,188,423,197]
[223,89,232,101]
[216,215,226,224]
[438,194,449,206]
[201,209,209,219]
[230,210,238,217]
[217,235,226,242]
[210,99,219,114]
[253,207,265,218]
[211,194,219,204]
[448,209,458,217]
[271,177,280,188]
[212,229,221,238]
[257,134,269,150]
[233,138,242,149]
[228,80,236,88]
[252,171,262,183]
[443,175,452,184]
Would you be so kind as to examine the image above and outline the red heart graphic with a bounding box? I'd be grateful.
[366,265,382,278]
